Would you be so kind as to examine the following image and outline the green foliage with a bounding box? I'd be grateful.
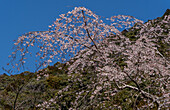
[124,28,140,41]
[157,39,170,59]
[46,74,69,89]
[0,59,167,109]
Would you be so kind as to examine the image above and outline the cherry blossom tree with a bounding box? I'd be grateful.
[8,7,142,72]
[7,7,169,109]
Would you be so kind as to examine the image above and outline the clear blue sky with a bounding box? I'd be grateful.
[0,0,169,74]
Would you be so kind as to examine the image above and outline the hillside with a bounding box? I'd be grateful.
[0,9,169,110]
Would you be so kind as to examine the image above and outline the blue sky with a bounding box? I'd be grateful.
[0,0,169,74]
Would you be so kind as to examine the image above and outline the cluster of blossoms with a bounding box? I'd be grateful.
[8,7,142,72]
[108,15,143,29]
[8,7,169,109]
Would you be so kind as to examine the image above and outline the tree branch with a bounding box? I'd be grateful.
[81,10,99,51]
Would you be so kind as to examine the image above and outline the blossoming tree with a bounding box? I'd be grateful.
[7,7,169,109]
